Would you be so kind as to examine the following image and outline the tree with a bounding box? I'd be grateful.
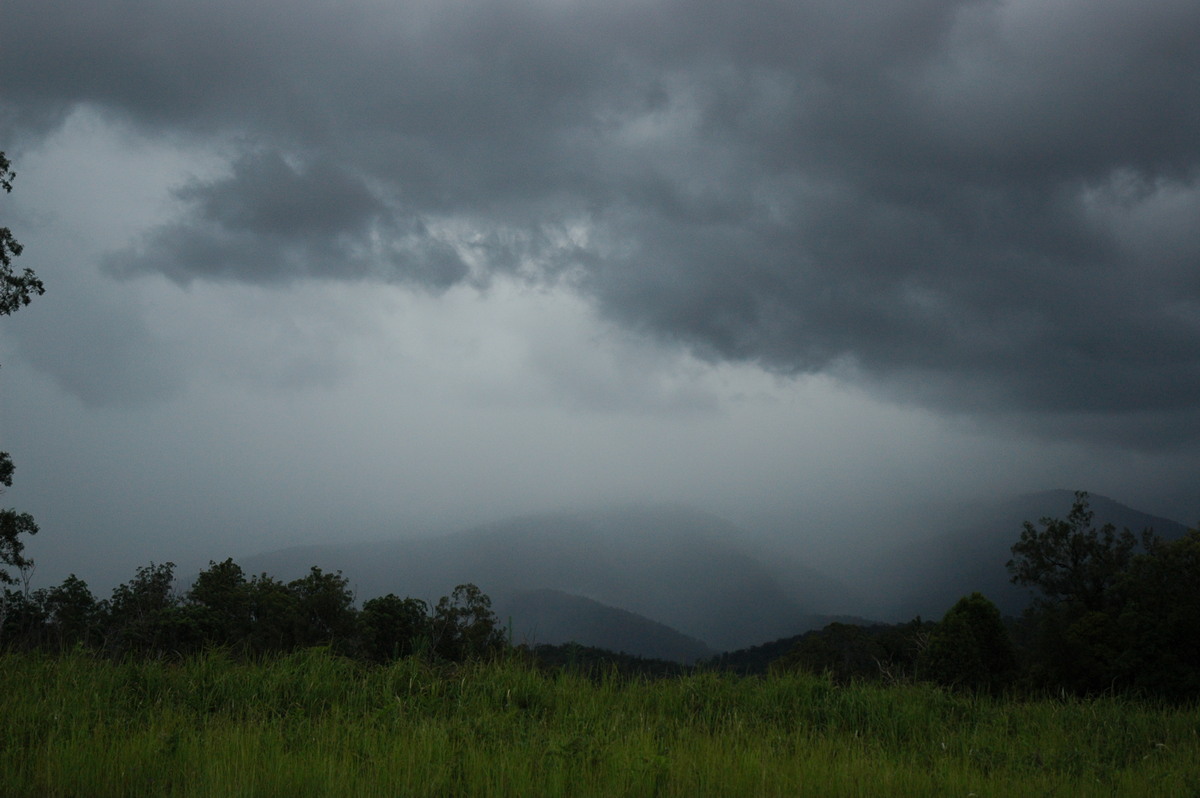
[246,573,299,653]
[0,152,45,587]
[774,623,887,683]
[0,153,46,314]
[1112,525,1200,698]
[42,574,100,651]
[918,593,1016,693]
[105,562,192,655]
[0,505,37,588]
[0,584,46,648]
[358,593,430,662]
[287,566,357,651]
[1007,491,1151,613]
[430,584,505,661]
[187,558,254,648]
[1006,492,1160,694]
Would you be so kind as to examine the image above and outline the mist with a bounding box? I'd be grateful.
[1,0,1198,609]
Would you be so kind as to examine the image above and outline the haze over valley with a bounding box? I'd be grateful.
[233,491,1190,660]
[2,0,1198,651]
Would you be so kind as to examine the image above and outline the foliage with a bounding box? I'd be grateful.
[772,620,930,685]
[0,506,38,586]
[187,558,253,647]
[1007,492,1200,697]
[0,152,44,589]
[42,574,101,650]
[1007,491,1151,613]
[105,562,195,655]
[0,551,509,669]
[287,566,357,651]
[358,593,430,662]
[245,572,300,653]
[0,586,47,648]
[764,492,1197,700]
[522,642,691,679]
[0,152,45,313]
[918,593,1016,693]
[2,648,1198,797]
[1112,525,1200,699]
[703,631,808,675]
[430,582,506,661]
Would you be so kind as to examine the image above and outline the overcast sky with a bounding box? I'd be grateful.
[2,0,1198,590]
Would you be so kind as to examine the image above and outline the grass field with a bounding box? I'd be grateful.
[1,648,1196,797]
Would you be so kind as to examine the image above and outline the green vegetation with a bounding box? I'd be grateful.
[1007,492,1200,698]
[0,559,506,665]
[0,151,45,595]
[769,493,1200,702]
[770,619,929,686]
[1,647,1196,797]
[917,593,1016,694]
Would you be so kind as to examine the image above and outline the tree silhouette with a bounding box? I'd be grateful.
[431,583,505,661]
[919,593,1015,692]
[0,152,45,589]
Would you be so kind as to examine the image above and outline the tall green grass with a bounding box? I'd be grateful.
[1,648,1196,796]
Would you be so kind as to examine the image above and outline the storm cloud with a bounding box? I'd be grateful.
[4,0,1199,448]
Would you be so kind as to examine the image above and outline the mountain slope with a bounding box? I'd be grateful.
[858,490,1190,620]
[235,492,1187,653]
[496,589,714,663]
[239,504,830,651]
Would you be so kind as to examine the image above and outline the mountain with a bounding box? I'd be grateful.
[239,504,835,652]
[496,589,714,664]
[857,490,1191,620]
[234,492,1188,657]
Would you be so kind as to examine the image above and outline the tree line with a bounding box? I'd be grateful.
[1,492,1198,698]
[4,155,1198,697]
[770,492,1200,700]
[0,560,506,664]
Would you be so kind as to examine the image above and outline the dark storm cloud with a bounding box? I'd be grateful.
[106,150,469,288]
[4,0,1200,445]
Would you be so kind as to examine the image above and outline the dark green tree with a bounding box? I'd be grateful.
[0,585,47,649]
[1113,526,1200,698]
[287,567,357,651]
[0,152,45,589]
[358,593,430,662]
[0,506,37,589]
[1007,491,1150,613]
[187,558,254,648]
[246,573,299,653]
[1007,492,1159,694]
[42,574,100,651]
[105,562,194,655]
[430,583,505,661]
[773,623,887,683]
[918,593,1016,692]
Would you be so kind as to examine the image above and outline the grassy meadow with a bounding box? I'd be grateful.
[1,648,1197,797]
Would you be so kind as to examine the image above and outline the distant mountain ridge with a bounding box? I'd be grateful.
[497,589,714,664]
[240,505,836,654]
[237,492,1190,660]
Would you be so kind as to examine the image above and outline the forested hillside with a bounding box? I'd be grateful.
[2,492,1197,699]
